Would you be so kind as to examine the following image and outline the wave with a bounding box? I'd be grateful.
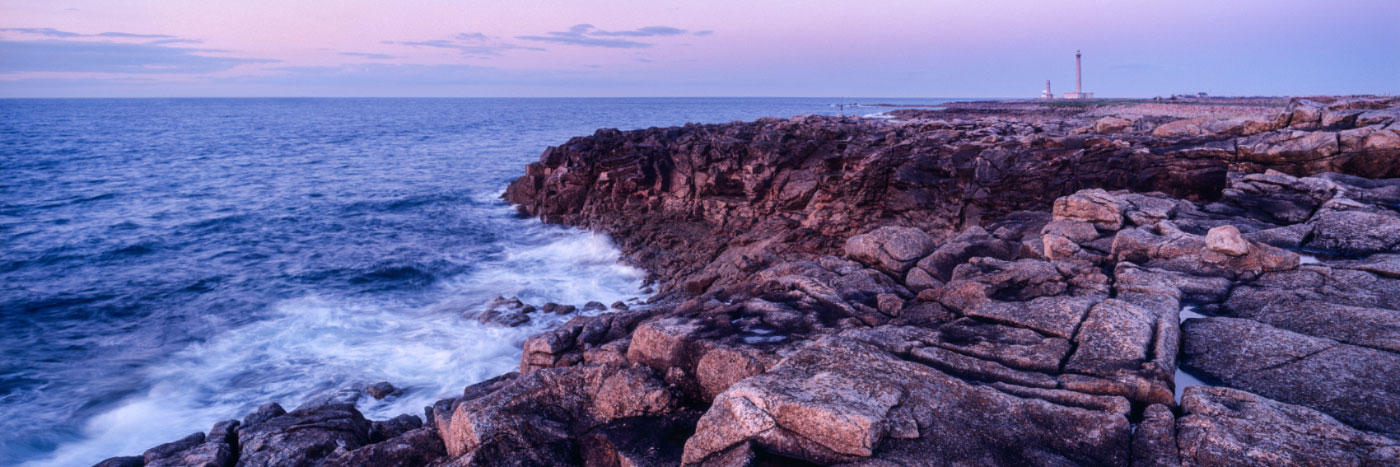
[22,228,647,467]
[350,264,437,287]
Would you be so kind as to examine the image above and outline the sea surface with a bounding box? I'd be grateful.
[0,97,956,466]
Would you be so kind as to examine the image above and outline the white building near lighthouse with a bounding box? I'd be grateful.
[1062,50,1095,99]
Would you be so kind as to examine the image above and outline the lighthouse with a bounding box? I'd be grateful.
[1063,50,1094,99]
[1040,80,1053,99]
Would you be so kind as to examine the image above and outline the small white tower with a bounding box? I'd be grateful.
[1041,80,1053,99]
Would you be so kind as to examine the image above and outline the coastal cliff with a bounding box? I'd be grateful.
[107,97,1400,466]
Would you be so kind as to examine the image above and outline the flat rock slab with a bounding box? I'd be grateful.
[1182,317,1400,436]
[1178,386,1400,465]
[682,335,1130,466]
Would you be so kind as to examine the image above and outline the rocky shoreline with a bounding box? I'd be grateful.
[104,96,1400,466]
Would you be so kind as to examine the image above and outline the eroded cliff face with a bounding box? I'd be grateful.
[111,97,1400,466]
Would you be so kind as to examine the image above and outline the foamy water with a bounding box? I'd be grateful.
[26,226,645,466]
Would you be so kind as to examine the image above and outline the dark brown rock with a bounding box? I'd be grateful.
[93,456,145,467]
[236,403,373,467]
[367,381,397,400]
[319,427,446,467]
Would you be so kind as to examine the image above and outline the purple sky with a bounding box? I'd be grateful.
[1,0,1397,97]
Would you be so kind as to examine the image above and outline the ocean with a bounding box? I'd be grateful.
[0,97,953,465]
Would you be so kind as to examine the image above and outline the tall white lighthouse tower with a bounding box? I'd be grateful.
[1063,50,1094,99]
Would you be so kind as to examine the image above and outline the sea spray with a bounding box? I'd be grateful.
[25,227,646,467]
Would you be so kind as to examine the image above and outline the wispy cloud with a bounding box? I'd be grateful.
[516,24,709,48]
[0,39,274,74]
[0,27,84,38]
[0,28,176,40]
[95,31,176,39]
[340,52,396,59]
[591,26,686,37]
[517,24,649,48]
[147,38,204,46]
[382,35,543,56]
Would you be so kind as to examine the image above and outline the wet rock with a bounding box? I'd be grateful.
[319,427,445,467]
[1177,386,1400,465]
[610,300,628,310]
[434,363,676,463]
[242,402,286,428]
[207,420,239,445]
[370,414,423,442]
[143,432,204,464]
[146,443,230,467]
[295,387,361,411]
[1182,317,1400,436]
[237,403,373,467]
[367,381,397,400]
[477,308,530,327]
[579,411,702,467]
[93,456,145,467]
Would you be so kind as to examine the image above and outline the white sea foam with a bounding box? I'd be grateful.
[27,228,646,467]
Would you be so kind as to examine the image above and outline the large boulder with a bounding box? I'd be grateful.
[844,226,936,277]
[434,363,676,463]
[1053,189,1126,231]
[1236,130,1340,175]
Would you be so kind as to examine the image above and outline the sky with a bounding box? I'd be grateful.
[0,0,1397,98]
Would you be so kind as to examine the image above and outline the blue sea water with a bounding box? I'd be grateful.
[0,97,953,465]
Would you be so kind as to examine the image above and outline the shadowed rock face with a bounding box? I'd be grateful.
[113,97,1400,466]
